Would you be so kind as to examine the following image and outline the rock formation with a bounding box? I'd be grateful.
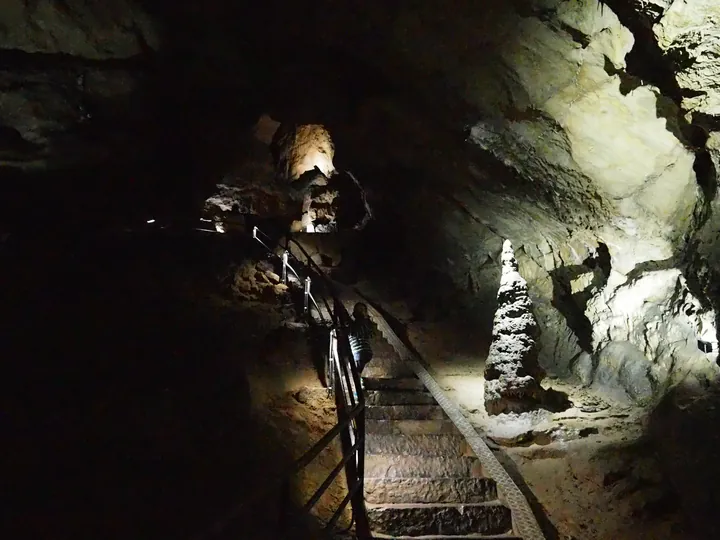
[268,122,370,232]
[484,240,546,415]
[271,124,336,181]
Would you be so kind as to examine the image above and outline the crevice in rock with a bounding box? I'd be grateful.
[550,269,594,354]
[694,149,717,209]
[0,48,153,71]
[557,22,591,48]
[622,256,678,287]
[603,56,643,96]
[600,0,683,104]
[549,243,611,354]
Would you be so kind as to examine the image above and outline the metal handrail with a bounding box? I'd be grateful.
[253,226,336,327]
[246,225,368,537]
[192,400,365,540]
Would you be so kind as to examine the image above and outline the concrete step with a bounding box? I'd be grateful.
[366,419,459,435]
[366,502,513,537]
[364,477,498,504]
[363,356,417,378]
[366,433,468,457]
[365,454,484,479]
[366,404,447,420]
[363,377,425,391]
[366,389,437,406]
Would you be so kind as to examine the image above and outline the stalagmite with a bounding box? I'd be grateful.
[484,240,546,415]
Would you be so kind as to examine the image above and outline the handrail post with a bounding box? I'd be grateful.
[327,328,337,394]
[304,276,311,314]
[281,250,289,283]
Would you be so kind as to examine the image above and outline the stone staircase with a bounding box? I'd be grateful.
[361,333,521,539]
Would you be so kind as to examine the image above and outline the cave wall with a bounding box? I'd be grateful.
[4,0,720,400]
[249,0,720,397]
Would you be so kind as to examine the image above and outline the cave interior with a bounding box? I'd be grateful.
[5,1,720,539]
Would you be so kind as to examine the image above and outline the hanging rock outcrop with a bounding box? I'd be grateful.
[0,0,159,170]
[269,122,370,232]
[484,240,546,415]
[648,0,720,117]
[271,123,336,181]
[1,0,158,59]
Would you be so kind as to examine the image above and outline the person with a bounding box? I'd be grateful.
[348,302,374,373]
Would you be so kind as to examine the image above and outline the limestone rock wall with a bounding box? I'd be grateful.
[267,0,720,400]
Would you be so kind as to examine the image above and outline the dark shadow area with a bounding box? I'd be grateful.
[549,243,611,353]
[693,147,717,209]
[603,56,644,96]
[542,388,573,413]
[646,381,720,539]
[0,230,307,540]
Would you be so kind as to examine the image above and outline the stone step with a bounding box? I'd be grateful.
[366,404,447,420]
[366,502,513,537]
[366,419,459,435]
[365,454,484,479]
[372,532,523,540]
[363,356,417,378]
[363,377,425,391]
[366,433,468,457]
[364,477,498,504]
[366,389,437,406]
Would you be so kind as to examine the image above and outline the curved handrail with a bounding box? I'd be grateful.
[252,226,368,535]
[253,226,338,328]
[193,225,369,540]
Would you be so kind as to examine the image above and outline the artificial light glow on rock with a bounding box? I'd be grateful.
[272,124,336,181]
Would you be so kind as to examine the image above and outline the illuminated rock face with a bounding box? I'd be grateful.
[271,124,336,181]
[277,0,720,397]
[484,240,546,415]
[651,0,720,116]
[580,268,719,400]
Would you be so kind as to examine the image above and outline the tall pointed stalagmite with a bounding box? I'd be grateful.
[484,240,546,415]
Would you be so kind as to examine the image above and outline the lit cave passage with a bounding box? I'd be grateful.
[4,1,720,539]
